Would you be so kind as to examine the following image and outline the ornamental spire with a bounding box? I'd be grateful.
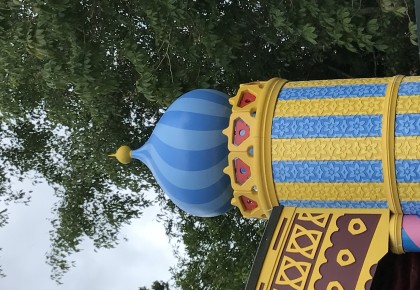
[109,145,132,164]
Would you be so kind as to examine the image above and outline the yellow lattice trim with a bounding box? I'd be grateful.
[283,78,390,88]
[305,209,338,290]
[298,213,329,227]
[274,182,385,201]
[276,256,311,289]
[382,75,404,214]
[256,207,296,289]
[286,224,323,259]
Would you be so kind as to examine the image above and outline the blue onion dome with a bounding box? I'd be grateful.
[115,89,233,217]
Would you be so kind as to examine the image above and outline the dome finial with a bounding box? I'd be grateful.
[109,145,132,164]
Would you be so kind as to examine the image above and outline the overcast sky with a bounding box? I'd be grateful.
[0,179,178,290]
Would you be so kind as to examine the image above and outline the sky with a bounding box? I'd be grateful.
[0,179,178,290]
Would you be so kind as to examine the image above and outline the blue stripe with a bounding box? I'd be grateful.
[399,82,420,96]
[271,114,419,138]
[159,111,229,131]
[278,200,388,208]
[212,202,233,217]
[402,228,420,252]
[273,160,420,183]
[170,186,233,217]
[133,144,227,191]
[395,114,420,136]
[145,134,228,171]
[401,202,420,215]
[396,160,420,182]
[278,84,386,100]
[133,145,231,204]
[168,97,232,117]
[152,123,227,150]
[272,160,383,183]
[272,115,382,138]
[180,89,230,107]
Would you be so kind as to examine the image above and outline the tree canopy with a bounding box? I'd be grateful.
[0,0,419,287]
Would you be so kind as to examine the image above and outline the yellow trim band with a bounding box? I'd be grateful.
[223,78,287,218]
[382,75,404,214]
[389,214,404,254]
[401,76,420,82]
[283,77,390,88]
[258,78,288,209]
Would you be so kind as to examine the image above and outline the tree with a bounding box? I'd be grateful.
[164,208,265,290]
[0,0,418,286]
[139,280,170,290]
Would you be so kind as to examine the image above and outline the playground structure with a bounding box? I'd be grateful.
[111,75,420,290]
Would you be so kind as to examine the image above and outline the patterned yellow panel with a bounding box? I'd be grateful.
[255,208,389,290]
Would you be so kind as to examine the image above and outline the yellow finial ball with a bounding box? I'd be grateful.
[109,145,132,164]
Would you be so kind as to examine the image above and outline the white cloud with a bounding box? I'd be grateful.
[0,181,177,290]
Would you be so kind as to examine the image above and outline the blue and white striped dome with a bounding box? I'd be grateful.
[132,89,233,217]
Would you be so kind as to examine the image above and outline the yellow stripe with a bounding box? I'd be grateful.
[401,76,420,82]
[273,95,419,118]
[272,136,420,161]
[274,97,383,117]
[283,78,390,88]
[398,183,420,201]
[274,182,420,202]
[395,136,420,159]
[274,182,385,201]
[397,95,420,114]
[272,137,381,161]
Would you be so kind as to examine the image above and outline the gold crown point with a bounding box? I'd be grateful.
[223,166,230,175]
[231,197,239,207]
[222,127,230,138]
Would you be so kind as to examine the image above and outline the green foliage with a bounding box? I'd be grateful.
[163,207,265,290]
[0,0,418,287]
[139,280,170,290]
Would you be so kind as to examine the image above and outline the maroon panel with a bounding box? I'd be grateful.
[315,214,381,290]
